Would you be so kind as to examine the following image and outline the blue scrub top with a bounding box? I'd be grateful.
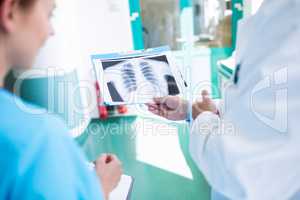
[0,89,103,199]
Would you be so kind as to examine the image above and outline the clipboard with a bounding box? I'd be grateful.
[109,175,134,200]
[87,162,134,200]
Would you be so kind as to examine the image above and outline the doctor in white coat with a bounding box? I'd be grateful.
[148,0,300,199]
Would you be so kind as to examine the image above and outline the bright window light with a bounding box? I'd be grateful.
[135,118,193,179]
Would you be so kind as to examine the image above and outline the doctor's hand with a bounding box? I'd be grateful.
[95,154,123,200]
[147,91,218,121]
[147,96,188,121]
[192,90,218,120]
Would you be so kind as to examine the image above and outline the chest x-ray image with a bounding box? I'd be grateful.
[98,55,181,104]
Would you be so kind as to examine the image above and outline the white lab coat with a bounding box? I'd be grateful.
[189,0,300,199]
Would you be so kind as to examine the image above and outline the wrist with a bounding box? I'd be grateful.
[185,100,192,121]
[191,102,198,120]
[99,178,110,200]
[102,186,109,200]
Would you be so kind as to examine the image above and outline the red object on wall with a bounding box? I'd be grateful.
[95,82,129,119]
[117,105,128,114]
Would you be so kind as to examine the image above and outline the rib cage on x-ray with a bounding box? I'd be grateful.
[121,63,137,93]
[140,61,160,86]
[104,58,177,102]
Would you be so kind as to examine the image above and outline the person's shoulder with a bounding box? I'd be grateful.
[0,89,69,151]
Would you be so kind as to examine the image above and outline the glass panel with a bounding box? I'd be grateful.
[193,0,233,48]
[140,0,181,50]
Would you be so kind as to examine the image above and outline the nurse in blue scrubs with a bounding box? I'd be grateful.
[0,0,122,199]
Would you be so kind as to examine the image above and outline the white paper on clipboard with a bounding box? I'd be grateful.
[109,175,134,200]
